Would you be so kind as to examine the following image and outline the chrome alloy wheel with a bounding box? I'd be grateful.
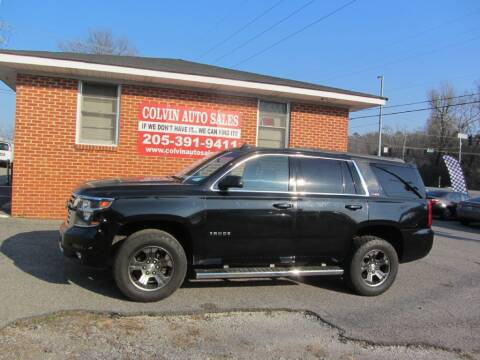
[128,246,174,291]
[360,249,390,287]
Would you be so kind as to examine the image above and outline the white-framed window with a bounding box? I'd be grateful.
[257,100,289,148]
[76,81,120,146]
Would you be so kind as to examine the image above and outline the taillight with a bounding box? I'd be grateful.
[427,200,433,228]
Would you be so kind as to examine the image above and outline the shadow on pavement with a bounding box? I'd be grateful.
[1,230,351,300]
[433,219,480,239]
[433,230,480,243]
[0,230,124,300]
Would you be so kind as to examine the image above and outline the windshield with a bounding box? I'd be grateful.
[0,143,9,151]
[176,151,241,184]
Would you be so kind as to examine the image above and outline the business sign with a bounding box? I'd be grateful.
[137,103,241,158]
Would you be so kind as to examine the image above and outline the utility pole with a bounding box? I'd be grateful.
[402,131,408,160]
[377,75,384,157]
[457,133,468,164]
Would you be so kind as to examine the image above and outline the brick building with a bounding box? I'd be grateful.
[0,50,385,219]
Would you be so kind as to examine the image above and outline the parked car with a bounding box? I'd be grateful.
[427,190,469,219]
[59,146,433,302]
[0,140,13,168]
[457,197,480,225]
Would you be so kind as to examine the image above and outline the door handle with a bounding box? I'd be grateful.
[273,203,294,209]
[345,204,363,211]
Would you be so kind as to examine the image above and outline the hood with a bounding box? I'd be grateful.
[83,176,179,188]
[73,176,195,198]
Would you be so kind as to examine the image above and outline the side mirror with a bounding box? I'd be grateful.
[218,175,243,191]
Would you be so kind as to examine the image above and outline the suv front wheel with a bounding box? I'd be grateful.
[113,229,187,302]
[345,235,399,296]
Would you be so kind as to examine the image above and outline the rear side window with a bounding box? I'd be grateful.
[371,164,425,199]
[298,157,346,194]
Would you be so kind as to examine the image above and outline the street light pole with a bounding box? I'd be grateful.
[377,75,384,157]
[459,137,462,164]
[457,133,468,164]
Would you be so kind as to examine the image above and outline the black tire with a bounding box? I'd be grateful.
[440,208,452,220]
[345,235,399,296]
[460,219,470,226]
[113,229,187,302]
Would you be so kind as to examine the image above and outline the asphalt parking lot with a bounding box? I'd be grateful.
[0,217,478,357]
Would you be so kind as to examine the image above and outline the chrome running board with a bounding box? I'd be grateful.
[194,266,343,280]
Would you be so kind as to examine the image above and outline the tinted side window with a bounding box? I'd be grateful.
[371,164,425,199]
[341,162,356,194]
[228,155,289,192]
[298,158,344,194]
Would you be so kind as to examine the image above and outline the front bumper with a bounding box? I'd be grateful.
[457,208,480,221]
[400,228,434,263]
[59,222,111,267]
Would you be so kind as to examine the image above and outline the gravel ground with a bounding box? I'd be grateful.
[0,310,469,360]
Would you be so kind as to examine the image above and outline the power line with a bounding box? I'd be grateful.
[349,138,480,156]
[376,8,480,51]
[350,132,478,140]
[349,100,480,120]
[212,0,316,64]
[387,73,479,94]
[232,0,357,67]
[197,0,285,60]
[323,8,480,81]
[195,0,251,44]
[323,29,480,82]
[356,92,480,112]
[350,121,389,129]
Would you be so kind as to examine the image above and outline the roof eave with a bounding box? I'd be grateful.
[0,53,386,110]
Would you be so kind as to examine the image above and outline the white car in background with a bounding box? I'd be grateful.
[0,140,13,167]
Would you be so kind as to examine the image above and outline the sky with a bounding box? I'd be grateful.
[0,0,479,136]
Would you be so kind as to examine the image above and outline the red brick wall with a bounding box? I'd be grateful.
[289,102,349,151]
[12,74,348,219]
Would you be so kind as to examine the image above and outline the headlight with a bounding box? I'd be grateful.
[72,195,114,226]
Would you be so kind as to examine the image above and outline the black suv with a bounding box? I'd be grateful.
[60,146,433,302]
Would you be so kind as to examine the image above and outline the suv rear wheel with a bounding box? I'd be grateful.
[345,235,399,296]
[113,229,187,302]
